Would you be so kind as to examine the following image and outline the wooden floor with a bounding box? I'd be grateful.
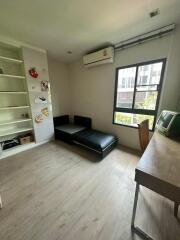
[0,141,179,240]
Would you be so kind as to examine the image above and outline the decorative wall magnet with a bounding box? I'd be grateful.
[41,81,49,91]
[41,107,49,117]
[29,67,39,78]
[35,96,47,104]
[35,114,43,123]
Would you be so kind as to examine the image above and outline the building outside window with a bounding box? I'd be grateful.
[113,59,166,130]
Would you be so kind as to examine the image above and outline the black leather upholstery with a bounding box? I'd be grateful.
[74,129,117,151]
[55,124,86,135]
[53,115,69,127]
[74,115,92,129]
[53,115,117,158]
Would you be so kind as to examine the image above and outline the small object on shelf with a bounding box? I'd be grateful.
[21,113,29,119]
[29,67,38,78]
[0,68,3,74]
[19,134,31,145]
[25,113,29,118]
[2,138,20,150]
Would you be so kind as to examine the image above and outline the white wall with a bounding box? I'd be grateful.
[68,26,180,150]
[48,58,70,116]
[159,26,180,112]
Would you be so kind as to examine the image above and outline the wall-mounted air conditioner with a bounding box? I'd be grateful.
[83,46,114,67]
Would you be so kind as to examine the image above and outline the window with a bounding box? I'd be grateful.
[113,59,166,130]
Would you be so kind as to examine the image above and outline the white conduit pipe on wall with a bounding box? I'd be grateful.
[114,23,176,52]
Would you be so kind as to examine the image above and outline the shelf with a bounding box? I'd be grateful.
[0,141,38,160]
[0,55,23,64]
[0,91,28,94]
[0,74,25,79]
[0,127,33,137]
[0,118,32,126]
[0,106,30,110]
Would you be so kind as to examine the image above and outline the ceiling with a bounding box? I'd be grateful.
[0,0,180,62]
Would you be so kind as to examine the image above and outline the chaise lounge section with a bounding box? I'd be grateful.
[53,115,118,159]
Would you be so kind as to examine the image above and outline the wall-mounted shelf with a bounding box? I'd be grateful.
[0,55,23,64]
[0,118,32,126]
[0,91,28,94]
[0,74,25,79]
[0,106,30,110]
[0,127,33,137]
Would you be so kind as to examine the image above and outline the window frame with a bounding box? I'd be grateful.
[113,58,167,131]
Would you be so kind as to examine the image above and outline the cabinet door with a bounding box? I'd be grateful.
[22,47,54,143]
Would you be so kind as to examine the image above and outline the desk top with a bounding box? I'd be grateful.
[135,132,180,202]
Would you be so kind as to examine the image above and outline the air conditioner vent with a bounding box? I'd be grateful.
[83,47,114,68]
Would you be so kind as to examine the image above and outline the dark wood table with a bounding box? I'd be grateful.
[131,132,180,239]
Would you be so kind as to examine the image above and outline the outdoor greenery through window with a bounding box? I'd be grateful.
[113,59,166,130]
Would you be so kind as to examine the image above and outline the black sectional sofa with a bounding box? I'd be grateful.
[53,115,118,159]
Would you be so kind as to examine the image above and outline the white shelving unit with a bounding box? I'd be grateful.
[0,74,25,79]
[0,55,23,64]
[0,42,34,154]
[0,118,32,126]
[0,127,33,137]
[0,91,28,94]
[0,106,30,110]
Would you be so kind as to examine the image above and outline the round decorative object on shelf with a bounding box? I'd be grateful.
[29,67,38,78]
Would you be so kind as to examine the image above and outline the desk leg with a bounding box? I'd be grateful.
[174,203,179,218]
[131,183,140,228]
[131,184,154,240]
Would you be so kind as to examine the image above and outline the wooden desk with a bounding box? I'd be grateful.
[131,132,180,239]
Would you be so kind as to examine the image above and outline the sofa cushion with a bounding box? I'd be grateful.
[74,115,92,129]
[74,129,117,151]
[55,124,87,135]
[53,115,69,127]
